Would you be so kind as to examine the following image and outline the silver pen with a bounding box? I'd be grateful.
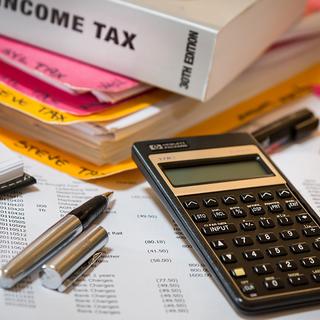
[0,192,113,289]
[41,225,108,291]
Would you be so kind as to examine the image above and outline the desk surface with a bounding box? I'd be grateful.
[1,95,320,320]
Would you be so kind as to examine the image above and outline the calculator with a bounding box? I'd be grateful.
[132,133,320,314]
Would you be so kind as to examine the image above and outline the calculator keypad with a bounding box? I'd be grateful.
[179,185,320,298]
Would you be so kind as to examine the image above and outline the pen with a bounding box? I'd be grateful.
[40,225,108,291]
[252,108,319,152]
[0,191,113,289]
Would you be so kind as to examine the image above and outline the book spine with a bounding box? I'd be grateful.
[0,0,216,100]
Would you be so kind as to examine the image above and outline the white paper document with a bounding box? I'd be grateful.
[1,138,320,319]
[0,143,23,184]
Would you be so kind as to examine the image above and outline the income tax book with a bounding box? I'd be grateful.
[1,32,320,176]
[0,0,306,101]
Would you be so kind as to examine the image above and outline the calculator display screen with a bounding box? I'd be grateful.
[162,157,272,187]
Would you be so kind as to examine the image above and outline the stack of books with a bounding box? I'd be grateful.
[0,0,319,179]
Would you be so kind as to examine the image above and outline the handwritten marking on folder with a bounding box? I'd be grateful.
[0,61,112,116]
[0,82,169,124]
[14,140,70,167]
[0,128,136,180]
[0,35,141,93]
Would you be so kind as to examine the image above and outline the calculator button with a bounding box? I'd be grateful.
[303,226,320,237]
[231,267,246,278]
[296,213,312,224]
[249,205,265,216]
[192,213,208,223]
[202,223,237,236]
[290,242,310,254]
[264,278,284,290]
[267,246,287,257]
[277,189,292,199]
[277,260,297,271]
[183,200,199,210]
[240,221,256,231]
[212,210,228,220]
[211,240,227,250]
[288,274,308,286]
[253,263,274,275]
[312,274,320,282]
[233,236,253,247]
[222,195,237,205]
[286,201,302,211]
[221,253,237,264]
[268,203,284,213]
[277,216,294,226]
[259,218,275,229]
[243,249,263,260]
[203,198,218,207]
[301,256,320,268]
[257,232,277,243]
[240,193,256,203]
[313,239,320,250]
[280,229,299,240]
[230,207,246,218]
[241,283,256,295]
[259,191,274,201]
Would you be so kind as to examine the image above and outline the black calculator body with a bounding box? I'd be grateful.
[132,133,320,314]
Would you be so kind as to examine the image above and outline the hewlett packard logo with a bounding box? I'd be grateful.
[149,141,189,151]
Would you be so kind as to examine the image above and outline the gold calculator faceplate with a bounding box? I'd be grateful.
[149,145,286,196]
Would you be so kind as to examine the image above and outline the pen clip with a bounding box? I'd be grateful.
[294,116,319,140]
[58,251,102,292]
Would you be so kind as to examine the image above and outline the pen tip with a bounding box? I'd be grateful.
[102,191,113,199]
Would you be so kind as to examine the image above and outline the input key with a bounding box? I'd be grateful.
[202,223,237,235]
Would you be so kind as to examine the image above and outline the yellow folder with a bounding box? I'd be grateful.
[0,84,169,124]
[0,63,319,180]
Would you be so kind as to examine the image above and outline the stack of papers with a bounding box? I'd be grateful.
[1,11,320,179]
[0,36,151,105]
